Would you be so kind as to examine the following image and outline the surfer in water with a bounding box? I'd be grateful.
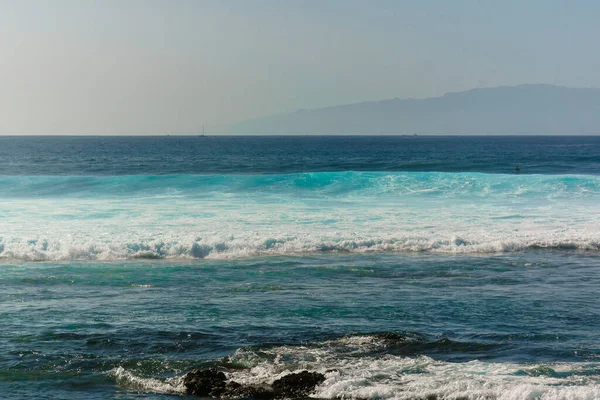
[514,165,520,173]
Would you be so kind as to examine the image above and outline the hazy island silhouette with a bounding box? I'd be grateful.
[230,84,600,135]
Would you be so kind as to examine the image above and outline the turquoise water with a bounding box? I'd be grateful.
[3,254,600,399]
[1,136,600,399]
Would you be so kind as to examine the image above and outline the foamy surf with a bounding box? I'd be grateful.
[112,335,600,400]
[1,172,599,261]
[1,230,599,261]
[112,366,186,395]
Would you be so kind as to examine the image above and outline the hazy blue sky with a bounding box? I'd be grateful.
[2,0,600,134]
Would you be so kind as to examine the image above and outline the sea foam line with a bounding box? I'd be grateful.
[1,231,599,261]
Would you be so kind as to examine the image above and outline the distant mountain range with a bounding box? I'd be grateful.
[229,84,600,135]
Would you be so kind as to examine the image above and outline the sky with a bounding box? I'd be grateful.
[1,0,600,135]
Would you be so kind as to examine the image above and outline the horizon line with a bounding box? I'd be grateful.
[2,133,600,138]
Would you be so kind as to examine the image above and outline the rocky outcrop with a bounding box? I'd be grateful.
[183,369,325,399]
[223,381,275,399]
[184,368,228,397]
[272,371,326,398]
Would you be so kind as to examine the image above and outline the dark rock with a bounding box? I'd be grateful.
[373,332,427,344]
[225,381,242,391]
[184,368,228,397]
[272,371,326,398]
[223,382,276,399]
[183,368,325,399]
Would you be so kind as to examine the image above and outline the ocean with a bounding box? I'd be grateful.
[1,135,600,399]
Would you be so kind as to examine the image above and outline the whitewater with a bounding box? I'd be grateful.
[114,334,600,400]
[1,172,599,261]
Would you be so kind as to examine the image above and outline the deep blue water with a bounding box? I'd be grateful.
[1,135,600,175]
[1,136,600,399]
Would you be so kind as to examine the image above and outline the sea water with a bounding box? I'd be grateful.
[1,136,600,399]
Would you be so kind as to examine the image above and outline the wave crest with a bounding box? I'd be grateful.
[1,233,599,261]
[2,172,599,261]
[2,172,600,199]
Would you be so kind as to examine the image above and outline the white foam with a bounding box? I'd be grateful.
[223,340,600,400]
[111,366,185,395]
[109,336,600,399]
[0,230,598,261]
[314,356,600,400]
[1,186,599,261]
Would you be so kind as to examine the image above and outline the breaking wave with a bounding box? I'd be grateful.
[1,172,599,261]
[1,232,600,261]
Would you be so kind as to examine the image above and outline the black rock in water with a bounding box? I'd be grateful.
[184,368,227,397]
[183,368,325,399]
[271,371,326,398]
[223,381,276,399]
